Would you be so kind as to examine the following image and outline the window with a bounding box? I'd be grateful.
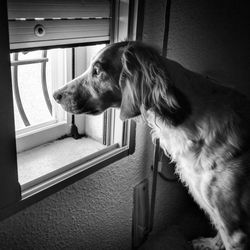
[11,48,68,151]
[11,44,126,192]
[0,0,140,217]
[11,45,107,153]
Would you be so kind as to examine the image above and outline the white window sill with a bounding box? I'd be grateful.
[18,136,106,188]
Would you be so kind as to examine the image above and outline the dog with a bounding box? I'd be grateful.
[53,41,250,250]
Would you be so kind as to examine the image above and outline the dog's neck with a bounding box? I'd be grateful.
[143,110,191,161]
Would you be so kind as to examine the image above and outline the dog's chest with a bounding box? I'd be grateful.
[146,114,193,163]
[147,114,214,211]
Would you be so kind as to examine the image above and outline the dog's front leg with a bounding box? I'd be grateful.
[204,175,249,250]
[192,233,225,250]
[217,226,247,250]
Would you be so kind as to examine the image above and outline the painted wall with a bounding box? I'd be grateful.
[143,0,250,95]
[166,0,250,96]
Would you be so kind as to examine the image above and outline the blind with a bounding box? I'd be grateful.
[7,0,111,51]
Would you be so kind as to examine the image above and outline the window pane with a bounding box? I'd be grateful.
[85,113,104,143]
[11,49,70,132]
[76,44,106,143]
[17,63,52,125]
[18,50,42,60]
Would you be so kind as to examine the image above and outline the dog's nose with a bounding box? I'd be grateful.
[53,90,63,103]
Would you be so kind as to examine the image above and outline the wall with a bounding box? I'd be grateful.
[0,120,190,250]
[166,0,250,96]
[0,123,149,250]
[143,0,250,95]
[142,0,201,239]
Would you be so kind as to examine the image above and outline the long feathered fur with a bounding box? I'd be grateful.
[119,42,189,124]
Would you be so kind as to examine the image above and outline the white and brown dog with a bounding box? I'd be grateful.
[53,41,250,250]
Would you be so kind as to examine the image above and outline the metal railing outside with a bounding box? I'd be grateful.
[11,50,51,127]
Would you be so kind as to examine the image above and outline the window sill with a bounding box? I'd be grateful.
[18,136,106,188]
[0,121,135,221]
[17,135,129,201]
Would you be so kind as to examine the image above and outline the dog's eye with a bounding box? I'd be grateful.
[93,64,101,76]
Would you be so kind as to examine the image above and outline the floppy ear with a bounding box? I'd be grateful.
[119,42,184,124]
[119,58,141,120]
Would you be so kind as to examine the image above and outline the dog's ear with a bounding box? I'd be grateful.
[119,42,182,123]
[119,52,141,120]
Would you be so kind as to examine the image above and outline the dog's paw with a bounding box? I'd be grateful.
[192,235,225,250]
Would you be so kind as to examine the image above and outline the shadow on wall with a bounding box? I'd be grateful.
[166,0,250,97]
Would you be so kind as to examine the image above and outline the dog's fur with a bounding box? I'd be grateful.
[53,41,250,250]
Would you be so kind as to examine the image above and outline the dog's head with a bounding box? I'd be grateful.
[53,41,186,123]
[53,42,126,115]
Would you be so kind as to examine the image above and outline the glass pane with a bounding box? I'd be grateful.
[17,62,52,126]
[46,48,67,118]
[83,44,106,143]
[11,49,68,131]
[18,50,42,60]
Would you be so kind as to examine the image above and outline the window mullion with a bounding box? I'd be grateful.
[103,109,111,146]
[11,57,48,66]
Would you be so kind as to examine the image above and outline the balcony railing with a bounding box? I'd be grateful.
[11,50,52,127]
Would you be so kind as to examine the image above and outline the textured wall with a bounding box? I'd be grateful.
[0,123,149,250]
[0,120,190,250]
[142,0,166,50]
[166,0,250,96]
[1,123,146,250]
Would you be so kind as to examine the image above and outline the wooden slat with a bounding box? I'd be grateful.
[8,0,110,19]
[9,19,110,50]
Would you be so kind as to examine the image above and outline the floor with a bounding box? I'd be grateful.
[139,207,215,250]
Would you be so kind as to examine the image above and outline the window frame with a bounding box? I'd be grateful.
[0,0,140,221]
[13,46,107,153]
